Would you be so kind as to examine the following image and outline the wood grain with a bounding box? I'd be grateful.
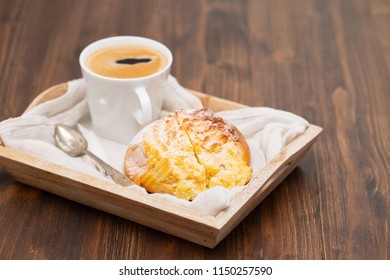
[0,0,389,259]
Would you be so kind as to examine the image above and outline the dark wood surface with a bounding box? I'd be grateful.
[0,0,389,260]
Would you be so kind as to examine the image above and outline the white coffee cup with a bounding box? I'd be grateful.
[79,36,172,144]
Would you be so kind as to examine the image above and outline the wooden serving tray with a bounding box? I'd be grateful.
[0,83,322,248]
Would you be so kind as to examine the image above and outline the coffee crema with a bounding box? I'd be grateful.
[86,45,167,79]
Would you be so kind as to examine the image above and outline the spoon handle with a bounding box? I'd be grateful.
[84,150,134,187]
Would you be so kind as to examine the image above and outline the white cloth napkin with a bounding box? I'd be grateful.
[0,76,308,216]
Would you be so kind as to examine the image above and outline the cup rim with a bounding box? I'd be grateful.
[79,36,173,81]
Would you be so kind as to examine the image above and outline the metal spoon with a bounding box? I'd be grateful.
[54,124,134,187]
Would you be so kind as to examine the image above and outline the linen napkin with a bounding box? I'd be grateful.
[0,76,308,216]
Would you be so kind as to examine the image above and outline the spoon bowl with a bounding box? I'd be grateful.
[54,124,134,187]
[54,125,88,156]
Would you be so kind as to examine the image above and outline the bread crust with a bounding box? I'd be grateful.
[176,107,251,166]
[124,108,252,200]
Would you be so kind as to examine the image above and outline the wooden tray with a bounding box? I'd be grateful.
[0,83,322,248]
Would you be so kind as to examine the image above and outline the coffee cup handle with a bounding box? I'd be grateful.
[133,87,153,126]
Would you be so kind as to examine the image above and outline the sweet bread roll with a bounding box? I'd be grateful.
[124,108,252,200]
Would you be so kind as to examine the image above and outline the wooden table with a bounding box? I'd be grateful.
[0,0,389,260]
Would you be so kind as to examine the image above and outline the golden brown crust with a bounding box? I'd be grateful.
[124,108,252,200]
[124,143,147,185]
[179,107,251,166]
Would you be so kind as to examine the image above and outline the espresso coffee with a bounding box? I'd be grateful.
[86,44,167,79]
